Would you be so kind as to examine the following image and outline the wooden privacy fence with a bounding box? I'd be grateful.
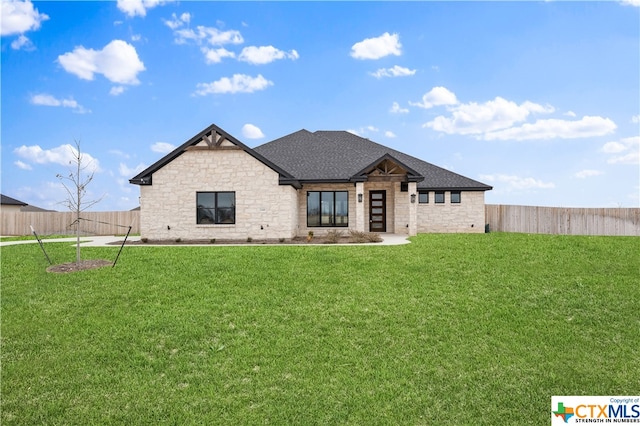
[1,211,140,236]
[485,204,640,236]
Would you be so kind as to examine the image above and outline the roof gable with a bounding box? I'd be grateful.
[130,123,298,186]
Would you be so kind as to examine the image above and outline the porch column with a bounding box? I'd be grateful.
[355,182,365,232]
[408,182,417,236]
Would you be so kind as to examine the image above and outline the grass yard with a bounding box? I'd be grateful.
[1,233,638,424]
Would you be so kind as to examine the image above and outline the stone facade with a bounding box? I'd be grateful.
[138,140,486,239]
[139,145,298,241]
[416,190,486,233]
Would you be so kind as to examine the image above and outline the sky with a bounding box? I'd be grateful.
[1,0,639,212]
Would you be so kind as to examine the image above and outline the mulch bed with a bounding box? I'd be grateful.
[110,236,382,246]
[47,259,113,273]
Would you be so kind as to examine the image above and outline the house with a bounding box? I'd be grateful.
[1,194,28,213]
[130,123,492,240]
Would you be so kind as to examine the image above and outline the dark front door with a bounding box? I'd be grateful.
[369,190,386,232]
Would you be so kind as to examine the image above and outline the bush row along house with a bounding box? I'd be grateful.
[130,123,492,240]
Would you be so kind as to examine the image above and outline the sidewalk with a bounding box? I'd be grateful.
[1,234,410,247]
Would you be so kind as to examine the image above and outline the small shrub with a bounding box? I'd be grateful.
[247,237,253,243]
[210,238,216,244]
[367,233,383,243]
[325,230,343,244]
[348,230,368,243]
[141,237,148,243]
[175,238,182,243]
[307,231,314,242]
[279,238,285,243]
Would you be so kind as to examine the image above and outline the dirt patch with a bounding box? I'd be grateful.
[47,259,113,273]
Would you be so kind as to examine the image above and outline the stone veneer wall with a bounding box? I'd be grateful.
[416,190,486,233]
[139,149,298,240]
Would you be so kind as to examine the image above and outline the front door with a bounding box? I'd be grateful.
[369,190,386,232]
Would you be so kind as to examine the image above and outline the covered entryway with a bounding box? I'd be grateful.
[369,190,386,232]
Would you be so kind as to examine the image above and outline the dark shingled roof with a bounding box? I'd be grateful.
[254,130,492,191]
[1,194,28,206]
[129,124,491,191]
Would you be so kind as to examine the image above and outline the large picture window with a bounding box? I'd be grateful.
[307,191,348,227]
[197,192,235,224]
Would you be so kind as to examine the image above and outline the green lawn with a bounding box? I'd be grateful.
[1,233,638,425]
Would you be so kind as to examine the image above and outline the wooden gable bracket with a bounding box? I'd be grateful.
[202,130,228,148]
[184,129,236,151]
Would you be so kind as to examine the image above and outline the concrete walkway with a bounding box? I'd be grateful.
[1,234,411,247]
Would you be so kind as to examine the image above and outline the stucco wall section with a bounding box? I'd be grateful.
[417,190,486,233]
[139,149,298,240]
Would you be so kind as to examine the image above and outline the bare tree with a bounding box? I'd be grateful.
[57,140,102,264]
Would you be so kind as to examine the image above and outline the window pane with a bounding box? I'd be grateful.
[307,192,320,227]
[197,193,216,224]
[321,192,334,225]
[419,191,429,204]
[335,192,348,226]
[435,191,445,203]
[451,191,461,203]
[217,192,234,208]
[216,192,235,224]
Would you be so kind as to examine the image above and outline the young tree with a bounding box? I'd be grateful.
[57,140,102,264]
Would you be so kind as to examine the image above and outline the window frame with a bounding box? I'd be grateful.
[196,191,236,225]
[418,190,429,204]
[451,191,461,204]
[435,191,445,204]
[307,191,349,227]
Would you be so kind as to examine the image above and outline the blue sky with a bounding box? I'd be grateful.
[2,0,639,211]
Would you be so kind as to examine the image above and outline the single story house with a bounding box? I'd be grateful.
[1,194,28,213]
[130,123,492,240]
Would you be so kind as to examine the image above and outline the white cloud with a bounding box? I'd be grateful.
[1,0,49,36]
[14,144,101,172]
[131,34,142,42]
[119,162,147,177]
[620,0,640,6]
[425,96,555,136]
[410,86,458,109]
[564,110,577,117]
[347,126,379,137]
[58,40,145,85]
[370,65,416,78]
[241,124,265,139]
[194,74,273,95]
[350,32,402,60]
[116,0,170,17]
[173,25,243,46]
[479,174,555,191]
[483,116,616,141]
[14,160,32,170]
[384,131,397,138]
[109,86,126,96]
[389,101,409,114]
[11,34,34,50]
[163,12,190,29]
[151,142,175,153]
[575,169,604,179]
[238,46,299,65]
[201,47,235,64]
[30,93,90,114]
[631,114,640,123]
[602,136,640,165]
